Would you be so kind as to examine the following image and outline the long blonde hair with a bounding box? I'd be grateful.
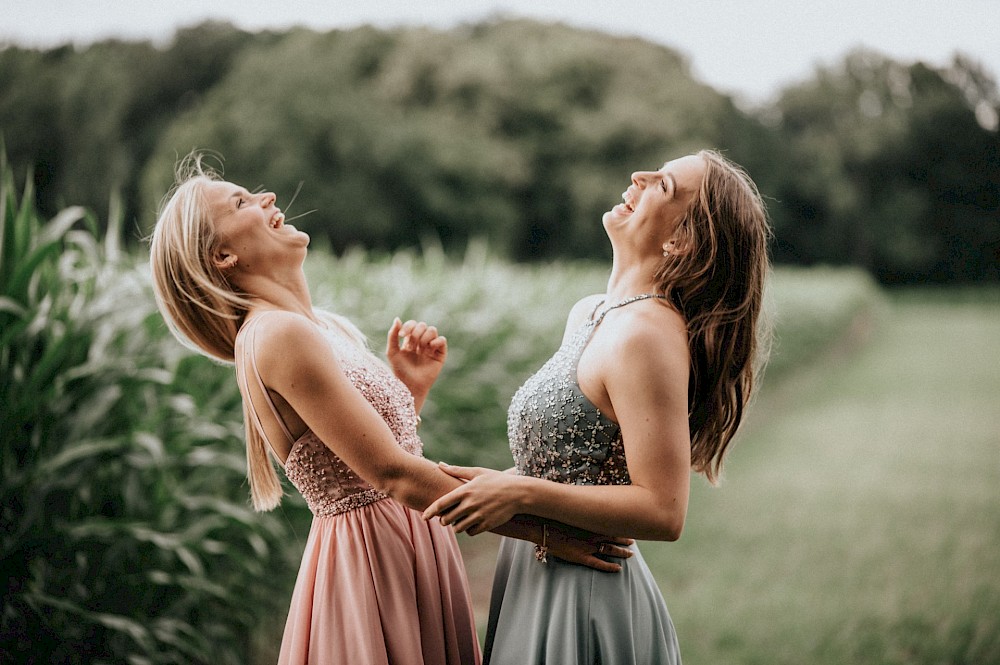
[655,150,772,483]
[149,154,285,510]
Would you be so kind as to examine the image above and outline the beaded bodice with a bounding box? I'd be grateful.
[507,294,667,486]
[237,315,422,518]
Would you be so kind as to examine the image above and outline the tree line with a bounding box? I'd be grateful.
[1,19,997,283]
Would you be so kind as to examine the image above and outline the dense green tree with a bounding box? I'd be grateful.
[0,22,258,225]
[769,50,1000,283]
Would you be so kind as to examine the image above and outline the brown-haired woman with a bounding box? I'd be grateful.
[148,155,633,665]
[424,150,772,664]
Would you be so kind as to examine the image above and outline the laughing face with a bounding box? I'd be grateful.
[603,155,706,250]
[204,180,309,270]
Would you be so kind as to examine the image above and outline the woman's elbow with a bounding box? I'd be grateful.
[662,519,684,542]
[650,507,686,542]
[369,459,409,498]
[369,458,429,510]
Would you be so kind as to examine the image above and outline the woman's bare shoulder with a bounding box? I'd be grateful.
[246,311,336,375]
[612,302,689,367]
[249,309,321,342]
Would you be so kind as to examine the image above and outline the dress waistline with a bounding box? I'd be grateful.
[311,487,389,517]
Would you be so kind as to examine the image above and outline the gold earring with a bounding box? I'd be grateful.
[662,242,673,257]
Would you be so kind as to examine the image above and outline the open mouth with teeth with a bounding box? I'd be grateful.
[270,212,286,229]
[620,190,636,214]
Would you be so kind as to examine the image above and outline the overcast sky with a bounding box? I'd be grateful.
[2,0,997,103]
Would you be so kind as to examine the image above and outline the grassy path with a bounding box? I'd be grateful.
[459,296,1000,663]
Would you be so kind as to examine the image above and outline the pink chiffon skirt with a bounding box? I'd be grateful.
[278,498,481,664]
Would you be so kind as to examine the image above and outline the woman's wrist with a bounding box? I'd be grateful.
[411,393,427,415]
[511,474,536,514]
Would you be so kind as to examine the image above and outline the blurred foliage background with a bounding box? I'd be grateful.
[1,19,997,282]
[1,17,998,665]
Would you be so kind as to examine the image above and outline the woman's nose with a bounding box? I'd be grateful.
[260,192,276,207]
[631,171,650,187]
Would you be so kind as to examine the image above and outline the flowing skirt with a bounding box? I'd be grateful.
[278,498,480,665]
[483,537,680,665]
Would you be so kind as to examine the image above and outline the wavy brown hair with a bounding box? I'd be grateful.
[655,150,772,483]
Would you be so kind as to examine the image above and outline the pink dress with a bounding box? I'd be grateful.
[236,314,480,665]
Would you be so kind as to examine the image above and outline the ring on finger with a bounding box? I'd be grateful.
[597,543,606,554]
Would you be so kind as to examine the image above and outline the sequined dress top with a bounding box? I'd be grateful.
[237,313,423,517]
[507,294,668,485]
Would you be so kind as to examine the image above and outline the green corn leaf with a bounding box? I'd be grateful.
[0,295,27,317]
[0,169,23,284]
[148,617,210,658]
[39,205,87,246]
[5,240,67,305]
[37,439,125,476]
[23,332,79,397]
[12,176,36,263]
[90,612,156,652]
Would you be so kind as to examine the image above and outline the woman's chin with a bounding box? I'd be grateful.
[602,206,633,231]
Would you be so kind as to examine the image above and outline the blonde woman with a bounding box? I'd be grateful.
[148,155,631,665]
[425,150,772,664]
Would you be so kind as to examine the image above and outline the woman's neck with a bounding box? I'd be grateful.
[239,270,318,322]
[605,255,662,303]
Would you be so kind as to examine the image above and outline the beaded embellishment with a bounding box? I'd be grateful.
[238,314,424,518]
[507,294,668,486]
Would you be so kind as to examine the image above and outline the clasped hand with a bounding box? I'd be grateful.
[424,464,634,573]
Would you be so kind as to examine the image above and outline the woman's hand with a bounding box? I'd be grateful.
[423,464,525,535]
[545,522,634,573]
[386,318,447,410]
[426,464,635,573]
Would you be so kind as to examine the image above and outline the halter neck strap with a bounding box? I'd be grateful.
[590,293,669,326]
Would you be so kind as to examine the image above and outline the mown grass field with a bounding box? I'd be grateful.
[459,290,1000,664]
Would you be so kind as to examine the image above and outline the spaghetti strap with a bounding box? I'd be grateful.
[235,313,296,454]
[575,293,671,363]
[588,298,606,321]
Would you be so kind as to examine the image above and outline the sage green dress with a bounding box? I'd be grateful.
[484,295,682,665]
